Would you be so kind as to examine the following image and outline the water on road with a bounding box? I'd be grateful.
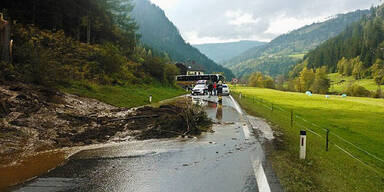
[10,95,282,192]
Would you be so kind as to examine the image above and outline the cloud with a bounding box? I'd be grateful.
[225,10,260,26]
[265,15,326,35]
[150,0,379,44]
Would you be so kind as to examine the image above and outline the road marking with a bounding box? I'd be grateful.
[229,95,243,115]
[242,124,250,139]
[230,95,251,139]
[252,160,271,192]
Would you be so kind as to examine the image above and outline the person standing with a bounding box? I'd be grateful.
[213,82,217,96]
[217,80,223,96]
[208,83,213,96]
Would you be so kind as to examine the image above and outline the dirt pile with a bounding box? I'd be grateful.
[0,82,212,165]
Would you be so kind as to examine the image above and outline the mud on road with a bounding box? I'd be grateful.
[0,82,211,166]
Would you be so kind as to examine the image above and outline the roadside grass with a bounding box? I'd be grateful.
[329,73,378,93]
[60,81,186,108]
[231,86,384,192]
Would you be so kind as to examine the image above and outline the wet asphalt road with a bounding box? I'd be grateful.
[11,95,282,192]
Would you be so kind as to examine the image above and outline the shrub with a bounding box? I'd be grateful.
[371,88,383,98]
[345,84,371,97]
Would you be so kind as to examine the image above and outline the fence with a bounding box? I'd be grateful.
[231,91,384,177]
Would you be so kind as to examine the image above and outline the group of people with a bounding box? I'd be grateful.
[208,81,223,96]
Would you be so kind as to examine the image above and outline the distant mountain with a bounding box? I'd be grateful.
[223,9,370,78]
[193,41,266,63]
[131,0,234,79]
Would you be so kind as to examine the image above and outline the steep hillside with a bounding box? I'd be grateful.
[131,0,234,79]
[193,41,266,63]
[303,6,384,73]
[224,9,369,77]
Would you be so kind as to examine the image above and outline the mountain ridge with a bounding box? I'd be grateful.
[131,0,235,79]
[223,9,370,78]
[193,40,267,63]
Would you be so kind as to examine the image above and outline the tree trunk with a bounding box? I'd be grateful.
[87,14,91,44]
[0,13,11,63]
[32,0,37,25]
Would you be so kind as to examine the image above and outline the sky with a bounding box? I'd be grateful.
[150,0,380,44]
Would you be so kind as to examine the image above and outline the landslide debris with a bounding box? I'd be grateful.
[0,82,212,165]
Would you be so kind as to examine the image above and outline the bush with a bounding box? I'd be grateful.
[0,61,15,81]
[371,88,383,98]
[345,84,371,97]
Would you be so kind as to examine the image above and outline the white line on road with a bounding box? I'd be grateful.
[230,95,272,191]
[229,95,243,115]
[242,124,250,139]
[252,160,272,192]
[230,95,251,139]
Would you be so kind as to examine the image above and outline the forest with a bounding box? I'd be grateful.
[246,5,384,98]
[224,9,369,78]
[0,0,180,87]
[288,5,384,97]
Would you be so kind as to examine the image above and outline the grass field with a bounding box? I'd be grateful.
[289,53,306,59]
[60,82,186,108]
[231,86,384,192]
[329,73,378,93]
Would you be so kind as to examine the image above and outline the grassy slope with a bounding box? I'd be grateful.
[60,82,186,108]
[231,86,384,192]
[329,73,378,93]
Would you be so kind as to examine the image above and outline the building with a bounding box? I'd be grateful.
[175,62,205,75]
[187,66,205,75]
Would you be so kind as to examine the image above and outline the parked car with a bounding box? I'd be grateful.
[192,84,208,95]
[196,80,207,85]
[222,84,230,96]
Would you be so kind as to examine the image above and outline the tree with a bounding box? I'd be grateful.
[299,67,315,92]
[264,75,275,89]
[311,66,330,94]
[371,59,384,86]
[247,72,275,88]
[163,63,179,84]
[248,72,263,87]
[351,56,364,79]
[275,75,285,90]
[337,57,348,75]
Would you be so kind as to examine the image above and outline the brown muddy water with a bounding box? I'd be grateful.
[0,150,68,190]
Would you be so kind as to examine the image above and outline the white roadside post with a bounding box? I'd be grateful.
[149,95,152,103]
[300,130,306,159]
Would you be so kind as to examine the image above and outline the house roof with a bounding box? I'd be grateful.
[175,62,205,72]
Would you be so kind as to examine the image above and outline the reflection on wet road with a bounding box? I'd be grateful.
[11,95,282,192]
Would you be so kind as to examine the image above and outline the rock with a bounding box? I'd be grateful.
[0,99,10,117]
[16,94,28,100]
[9,85,23,91]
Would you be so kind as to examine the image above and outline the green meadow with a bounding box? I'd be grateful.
[231,86,384,192]
[328,73,379,93]
[61,82,186,108]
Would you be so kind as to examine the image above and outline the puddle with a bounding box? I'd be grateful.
[0,150,69,190]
